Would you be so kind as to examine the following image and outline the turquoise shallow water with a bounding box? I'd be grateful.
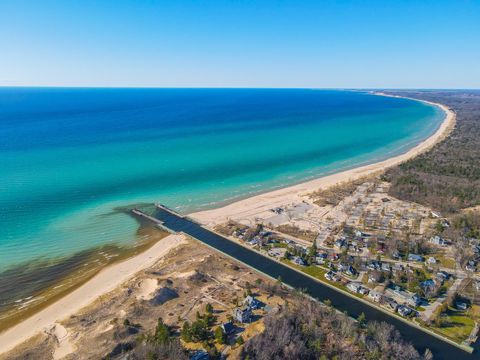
[0,88,443,274]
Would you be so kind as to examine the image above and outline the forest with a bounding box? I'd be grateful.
[384,90,480,214]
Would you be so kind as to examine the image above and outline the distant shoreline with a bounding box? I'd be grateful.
[191,93,456,225]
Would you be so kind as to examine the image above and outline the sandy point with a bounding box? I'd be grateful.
[0,234,186,356]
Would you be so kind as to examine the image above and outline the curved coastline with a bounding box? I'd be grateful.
[190,94,456,225]
[0,94,456,355]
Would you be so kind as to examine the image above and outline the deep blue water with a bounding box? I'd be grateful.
[0,88,443,271]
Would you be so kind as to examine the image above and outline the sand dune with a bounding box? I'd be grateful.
[0,234,186,355]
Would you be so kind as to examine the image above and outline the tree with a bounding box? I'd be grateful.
[358,312,366,328]
[205,302,213,314]
[189,320,211,342]
[215,326,226,344]
[181,321,192,342]
[308,242,317,258]
[236,335,245,345]
[154,318,170,344]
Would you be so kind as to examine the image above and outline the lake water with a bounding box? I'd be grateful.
[0,88,443,310]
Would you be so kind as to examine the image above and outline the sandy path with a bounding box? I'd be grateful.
[191,96,456,226]
[0,234,186,355]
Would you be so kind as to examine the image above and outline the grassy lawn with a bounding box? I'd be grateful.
[301,265,328,279]
[435,254,456,269]
[431,308,475,343]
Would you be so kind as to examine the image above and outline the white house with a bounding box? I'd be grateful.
[347,282,362,293]
[368,290,382,302]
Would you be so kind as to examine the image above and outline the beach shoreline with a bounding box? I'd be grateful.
[0,93,456,356]
[0,234,186,355]
[190,94,456,226]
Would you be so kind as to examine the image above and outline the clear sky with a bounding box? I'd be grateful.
[1,0,479,88]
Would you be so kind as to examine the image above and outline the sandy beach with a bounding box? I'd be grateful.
[191,95,456,226]
[0,94,456,356]
[0,234,186,355]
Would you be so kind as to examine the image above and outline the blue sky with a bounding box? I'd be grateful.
[1,1,479,88]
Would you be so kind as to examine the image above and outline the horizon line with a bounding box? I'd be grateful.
[0,86,479,91]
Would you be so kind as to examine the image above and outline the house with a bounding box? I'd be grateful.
[345,266,357,276]
[456,301,469,310]
[347,282,362,293]
[358,287,369,295]
[420,279,436,292]
[220,321,235,335]
[475,281,480,292]
[393,263,404,272]
[244,295,261,310]
[334,239,347,250]
[429,236,446,246]
[427,257,437,265]
[466,260,477,272]
[324,271,335,281]
[292,256,306,266]
[386,286,421,307]
[355,230,366,237]
[386,298,399,311]
[333,273,343,282]
[398,305,413,317]
[337,263,347,272]
[368,291,382,302]
[381,262,391,272]
[190,350,210,360]
[367,261,381,271]
[233,307,252,323]
[368,271,382,284]
[436,271,450,283]
[408,294,422,307]
[407,254,424,262]
[316,253,328,264]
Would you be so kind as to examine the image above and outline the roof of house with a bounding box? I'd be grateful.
[221,321,235,334]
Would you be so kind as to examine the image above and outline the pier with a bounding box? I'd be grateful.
[134,204,479,359]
